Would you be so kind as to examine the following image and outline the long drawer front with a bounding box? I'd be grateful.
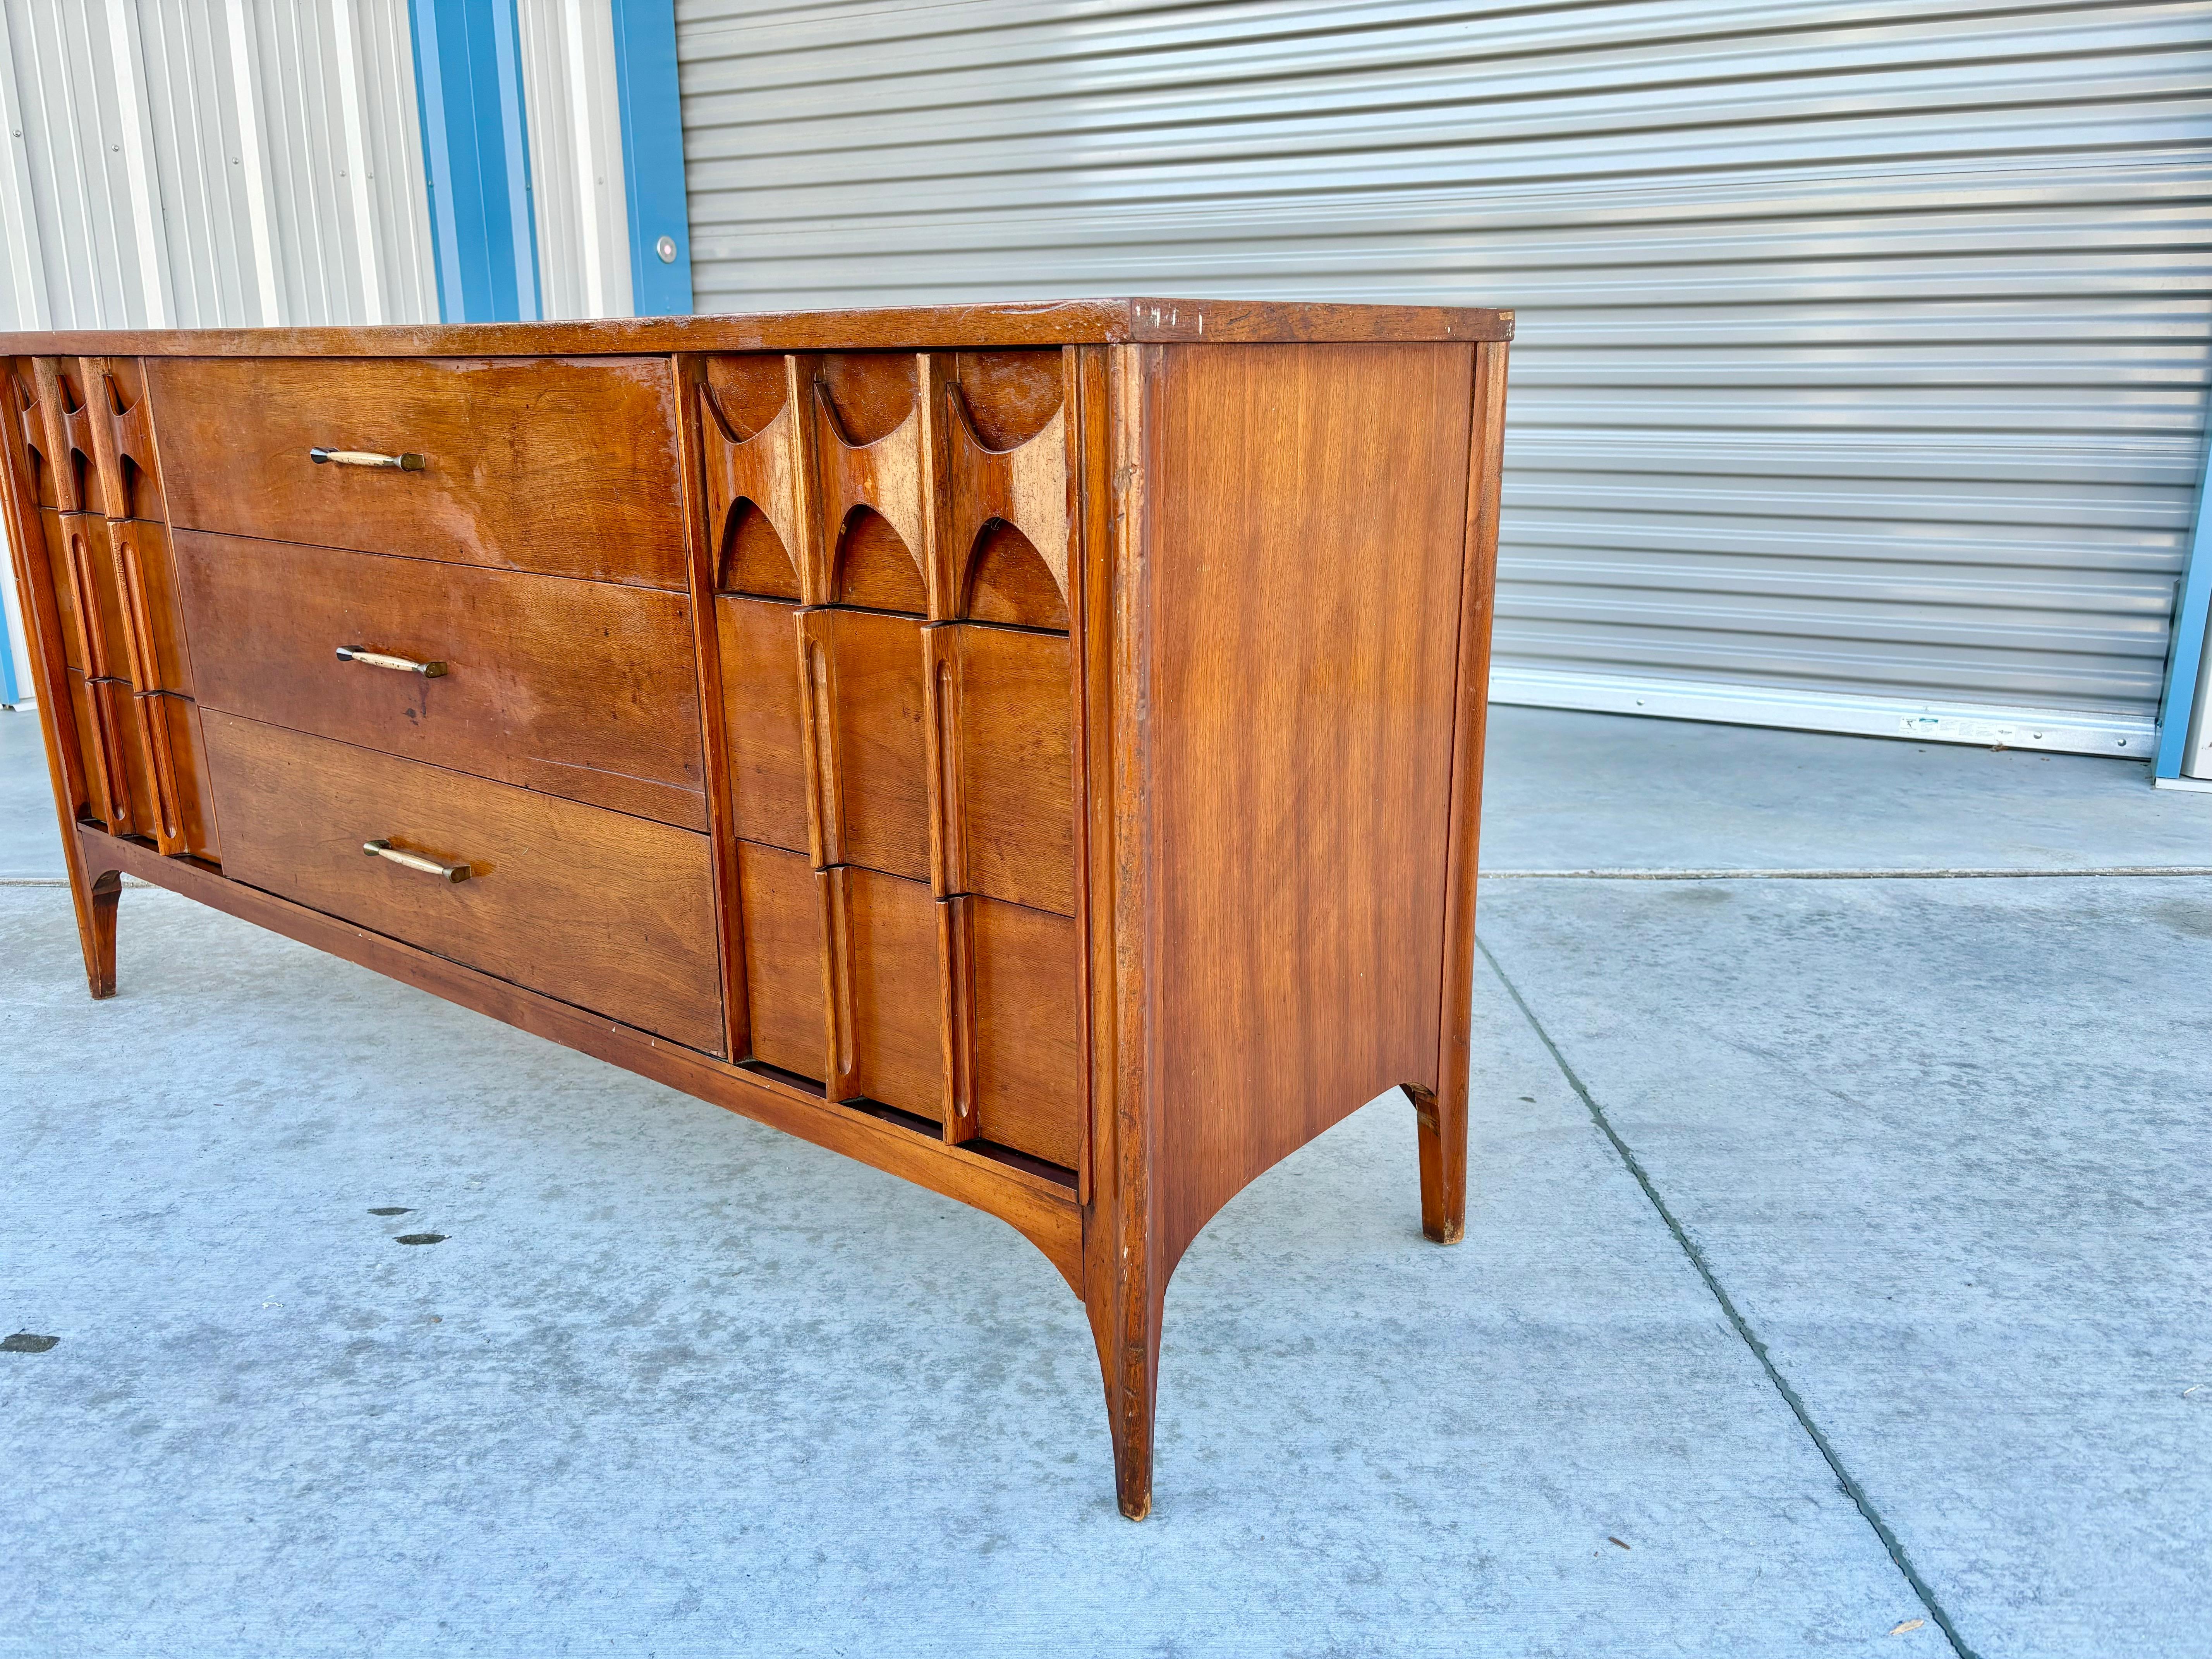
[177,532,707,829]
[147,355,687,588]
[203,713,723,1055]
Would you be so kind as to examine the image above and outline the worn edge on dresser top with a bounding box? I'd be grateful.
[0,299,1514,358]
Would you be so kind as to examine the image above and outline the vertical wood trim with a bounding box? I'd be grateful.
[0,356,105,980]
[795,605,840,867]
[674,351,745,1061]
[109,512,158,692]
[917,350,952,620]
[29,356,78,510]
[1431,338,1510,1214]
[820,863,857,1098]
[1063,344,1093,1207]
[1077,340,1161,1517]
[81,357,124,520]
[921,620,961,899]
[940,891,977,1143]
[127,686,180,849]
[783,352,824,604]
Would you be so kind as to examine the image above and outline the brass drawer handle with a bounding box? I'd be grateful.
[311,447,426,471]
[336,646,448,677]
[362,839,471,883]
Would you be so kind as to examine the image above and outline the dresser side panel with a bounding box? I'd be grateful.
[1142,341,1479,1271]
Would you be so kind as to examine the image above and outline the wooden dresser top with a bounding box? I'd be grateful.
[0,297,1513,357]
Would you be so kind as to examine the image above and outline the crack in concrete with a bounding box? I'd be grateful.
[1479,933,1981,1659]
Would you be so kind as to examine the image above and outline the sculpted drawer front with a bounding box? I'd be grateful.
[177,532,707,829]
[146,356,687,588]
[201,712,723,1055]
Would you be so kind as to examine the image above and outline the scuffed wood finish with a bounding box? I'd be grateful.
[202,711,724,1054]
[7,299,1511,360]
[1,306,1508,1523]
[176,531,708,828]
[148,355,689,588]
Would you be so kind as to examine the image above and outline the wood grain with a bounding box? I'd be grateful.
[1139,341,1477,1276]
[799,606,929,881]
[1421,339,1510,1246]
[925,621,1076,915]
[736,838,830,1083]
[2,359,120,995]
[175,530,707,828]
[5,317,1513,1523]
[108,518,193,695]
[82,356,165,522]
[202,711,724,1053]
[825,863,945,1123]
[148,355,688,588]
[700,356,811,601]
[715,594,811,853]
[3,300,1513,359]
[955,894,1082,1169]
[43,510,124,679]
[142,690,221,861]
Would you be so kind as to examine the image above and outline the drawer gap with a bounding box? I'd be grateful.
[735,1058,826,1099]
[965,1139,1078,1190]
[837,1096,945,1142]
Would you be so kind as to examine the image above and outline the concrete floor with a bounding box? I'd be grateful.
[2,702,2208,1657]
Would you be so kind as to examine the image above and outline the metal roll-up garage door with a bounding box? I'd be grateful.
[673,0,2212,756]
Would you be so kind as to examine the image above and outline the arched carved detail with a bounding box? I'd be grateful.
[812,382,929,609]
[832,505,926,615]
[945,383,1068,622]
[965,519,1068,632]
[89,363,164,522]
[700,380,807,599]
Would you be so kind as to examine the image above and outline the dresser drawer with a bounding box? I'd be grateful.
[201,712,723,1054]
[177,532,706,829]
[716,594,809,853]
[146,356,686,589]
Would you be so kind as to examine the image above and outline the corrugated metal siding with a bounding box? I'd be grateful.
[519,0,635,319]
[0,0,436,330]
[674,0,2212,748]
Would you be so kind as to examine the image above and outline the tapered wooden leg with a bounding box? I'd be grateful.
[1090,1280,1162,1520]
[1408,1082,1466,1244]
[82,867,122,1000]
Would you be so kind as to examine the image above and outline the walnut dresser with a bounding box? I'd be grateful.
[0,301,1510,1518]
